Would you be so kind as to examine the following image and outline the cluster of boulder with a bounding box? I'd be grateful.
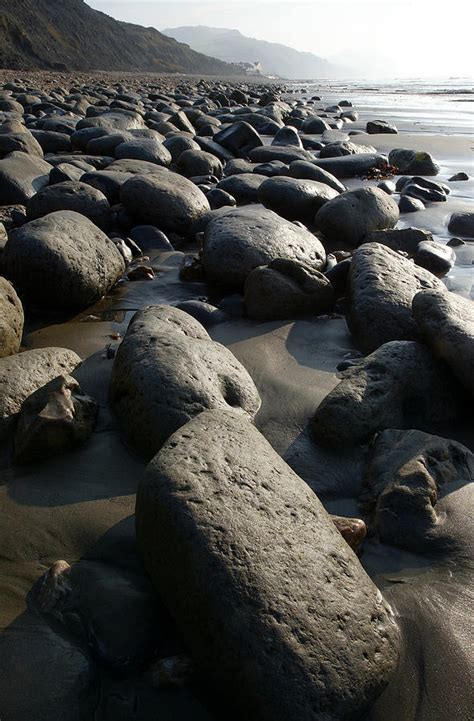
[0,75,473,721]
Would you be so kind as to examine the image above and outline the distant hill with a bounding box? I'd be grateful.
[0,0,237,75]
[163,26,333,80]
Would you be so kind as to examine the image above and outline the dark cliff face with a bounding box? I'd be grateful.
[0,0,236,74]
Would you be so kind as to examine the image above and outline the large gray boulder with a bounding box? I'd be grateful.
[311,341,464,447]
[314,188,399,246]
[120,170,210,235]
[0,151,52,204]
[2,211,125,310]
[109,305,261,458]
[248,145,316,164]
[26,181,110,229]
[0,346,81,439]
[175,149,223,179]
[216,173,267,204]
[201,206,326,288]
[447,211,474,238]
[136,409,399,721]
[413,289,474,396]
[258,176,338,222]
[312,153,388,179]
[361,428,474,552]
[0,276,23,358]
[347,243,445,353]
[114,138,172,167]
[244,258,335,320]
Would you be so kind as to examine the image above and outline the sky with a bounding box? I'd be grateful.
[85,0,474,78]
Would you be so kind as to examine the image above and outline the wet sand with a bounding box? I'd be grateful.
[0,75,473,720]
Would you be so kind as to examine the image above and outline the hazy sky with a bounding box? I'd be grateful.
[86,1,473,77]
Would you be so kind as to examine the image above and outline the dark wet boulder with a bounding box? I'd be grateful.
[81,169,133,205]
[288,160,346,193]
[136,409,399,721]
[25,181,110,229]
[162,134,200,161]
[120,170,210,235]
[311,341,464,446]
[201,206,326,288]
[31,129,72,154]
[314,187,399,246]
[366,120,398,134]
[347,243,445,353]
[13,374,98,464]
[447,211,474,238]
[213,121,263,157]
[401,182,446,204]
[206,187,236,209]
[361,428,474,551]
[413,289,474,397]
[244,258,335,320]
[129,225,174,252]
[175,149,223,179]
[0,346,81,439]
[0,151,51,205]
[313,153,388,179]
[399,195,425,213]
[0,276,23,358]
[110,305,260,457]
[449,172,469,181]
[2,211,125,310]
[301,115,331,133]
[77,109,146,132]
[49,162,89,185]
[253,160,288,177]
[0,618,98,721]
[414,240,455,276]
[271,125,302,148]
[248,145,316,164]
[258,176,338,222]
[0,125,44,158]
[216,173,267,204]
[114,138,172,167]
[224,158,255,176]
[364,227,433,254]
[388,148,440,176]
[319,141,377,158]
[176,299,229,328]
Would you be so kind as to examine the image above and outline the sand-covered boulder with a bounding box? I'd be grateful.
[0,151,51,204]
[413,289,474,396]
[361,428,474,551]
[244,259,334,320]
[2,211,125,310]
[314,188,399,246]
[311,341,464,446]
[347,243,445,353]
[110,305,261,457]
[201,206,326,288]
[136,409,399,721]
[0,276,23,358]
[258,176,338,222]
[25,181,110,228]
[120,170,210,234]
[0,347,81,439]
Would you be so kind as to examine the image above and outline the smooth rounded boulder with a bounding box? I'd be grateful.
[314,187,399,246]
[388,148,440,176]
[109,305,261,458]
[2,211,125,310]
[413,289,474,396]
[244,258,335,320]
[347,243,445,353]
[25,181,110,228]
[0,276,23,358]
[136,409,399,721]
[258,176,338,222]
[201,206,326,288]
[311,341,464,446]
[288,160,346,193]
[120,170,210,235]
[0,151,52,204]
